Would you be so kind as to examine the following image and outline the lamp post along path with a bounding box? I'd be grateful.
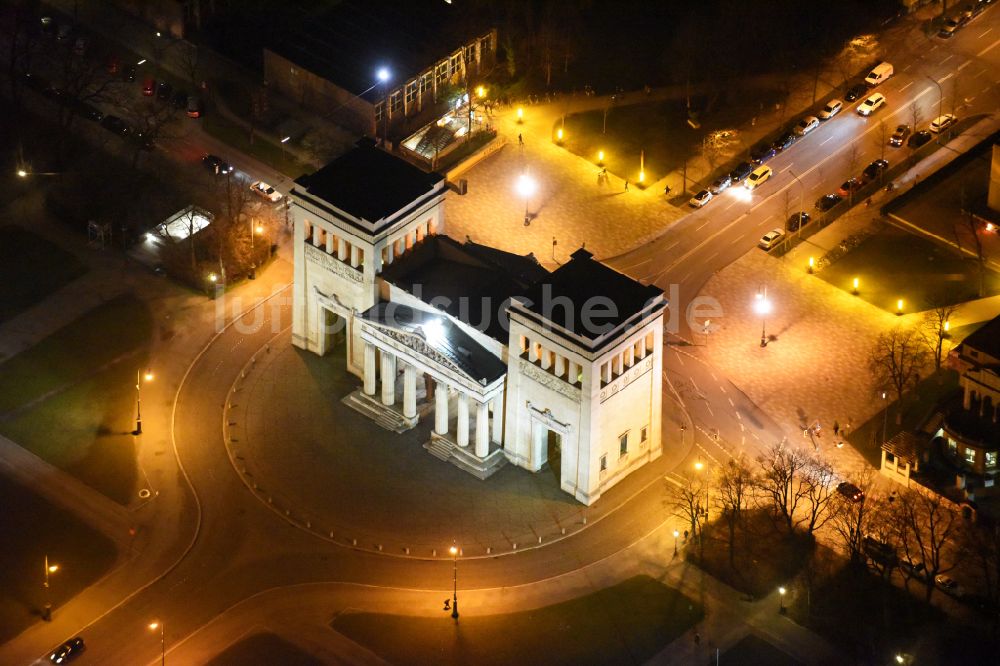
[449,544,459,619]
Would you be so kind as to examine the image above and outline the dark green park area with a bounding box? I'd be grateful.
[0,294,152,504]
[0,225,87,330]
[818,227,1000,313]
[331,575,701,666]
[207,632,322,666]
[0,475,116,644]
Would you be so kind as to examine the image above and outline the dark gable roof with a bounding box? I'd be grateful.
[381,235,547,342]
[519,248,663,340]
[961,314,1000,362]
[295,139,443,223]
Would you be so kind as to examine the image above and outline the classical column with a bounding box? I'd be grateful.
[363,343,377,396]
[338,237,347,260]
[625,345,634,368]
[350,244,361,267]
[567,360,579,385]
[457,392,469,447]
[637,334,647,359]
[553,354,565,378]
[475,401,489,458]
[326,231,335,254]
[380,353,396,406]
[312,225,323,246]
[491,395,503,443]
[403,363,417,419]
[385,242,395,265]
[541,349,552,371]
[395,237,406,256]
[435,382,449,435]
[528,341,538,363]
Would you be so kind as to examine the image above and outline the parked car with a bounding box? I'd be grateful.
[863,536,897,566]
[730,161,754,184]
[101,114,129,136]
[817,193,843,211]
[142,78,155,96]
[938,15,961,38]
[186,95,202,118]
[745,165,773,190]
[709,174,732,194]
[758,228,785,251]
[772,132,796,152]
[123,66,136,82]
[786,211,811,232]
[794,116,820,136]
[78,103,104,123]
[49,637,85,664]
[857,92,886,116]
[836,481,865,502]
[689,189,713,208]
[862,159,889,182]
[935,574,959,592]
[845,84,868,102]
[818,99,843,121]
[749,144,776,165]
[40,16,56,36]
[171,90,188,110]
[132,131,155,151]
[156,81,172,101]
[251,181,283,203]
[908,130,933,148]
[56,22,72,41]
[864,62,894,87]
[203,154,234,175]
[900,559,927,579]
[837,177,863,197]
[889,123,911,146]
[930,113,957,133]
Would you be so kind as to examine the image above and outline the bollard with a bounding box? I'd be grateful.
[267,496,273,504]
[405,547,410,555]
[306,521,311,529]
[329,531,335,539]
[582,516,587,525]
[538,536,542,544]
[513,543,518,550]
[378,544,383,552]
[561,527,566,535]
[487,547,492,554]
[432,548,437,557]
[352,538,357,546]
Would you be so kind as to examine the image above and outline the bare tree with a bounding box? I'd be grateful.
[868,326,931,403]
[666,473,707,556]
[121,99,180,169]
[964,523,1000,630]
[714,455,755,566]
[952,194,987,298]
[891,488,963,603]
[920,299,958,371]
[910,102,920,136]
[755,441,811,533]
[829,469,882,564]
[800,455,839,535]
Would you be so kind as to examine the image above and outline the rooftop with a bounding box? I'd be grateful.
[517,248,664,342]
[295,139,443,223]
[381,236,547,342]
[958,313,1000,364]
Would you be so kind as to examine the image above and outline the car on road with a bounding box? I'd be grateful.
[857,92,886,116]
[251,181,283,203]
[709,174,732,194]
[772,132,796,152]
[78,103,104,123]
[40,16,56,36]
[101,114,129,136]
[930,113,957,133]
[142,78,155,96]
[749,144,776,165]
[889,123,911,146]
[845,84,868,102]
[836,481,865,502]
[862,159,889,182]
[156,81,172,101]
[938,15,961,38]
[786,211,811,232]
[818,99,842,120]
[186,96,202,118]
[863,536,897,565]
[730,161,754,184]
[816,193,843,211]
[123,65,136,82]
[49,637,85,664]
[837,177,863,197]
[900,559,927,579]
[935,574,959,592]
[758,228,785,251]
[745,165,773,190]
[907,130,933,148]
[794,116,820,136]
[689,189,713,208]
[171,90,189,110]
[202,154,233,175]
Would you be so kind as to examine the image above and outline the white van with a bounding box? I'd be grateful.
[865,62,893,87]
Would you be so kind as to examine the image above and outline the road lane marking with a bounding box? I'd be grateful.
[941,54,954,64]
[983,86,991,94]
[820,136,834,145]
[978,36,1000,57]
[899,81,913,91]
[902,63,911,72]
[779,165,791,174]
[939,72,955,83]
[958,60,972,71]
[728,397,735,407]
[979,28,993,39]
[674,349,685,366]
[723,201,736,211]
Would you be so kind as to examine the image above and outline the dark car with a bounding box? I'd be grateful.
[889,123,911,147]
[156,81,172,101]
[709,174,732,194]
[900,559,927,580]
[862,159,889,183]
[787,211,811,232]
[749,144,776,165]
[863,536,897,566]
[845,83,868,102]
[202,154,234,175]
[837,177,863,197]
[730,161,754,184]
[49,636,85,664]
[101,114,129,136]
[132,131,155,151]
[772,132,796,152]
[142,77,155,96]
[817,193,843,211]
[123,66,136,82]
[908,130,932,148]
[186,96,202,118]
[837,481,865,502]
[79,104,104,123]
[171,90,189,110]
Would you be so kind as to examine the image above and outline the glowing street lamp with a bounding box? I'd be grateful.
[17,169,27,177]
[208,272,218,283]
[517,173,537,226]
[42,555,58,621]
[555,127,564,143]
[754,287,772,347]
[673,529,680,555]
[852,277,859,295]
[597,149,605,165]
[449,543,460,620]
[133,369,153,435]
[516,107,524,123]
[896,299,904,316]
[808,257,815,274]
[778,586,787,614]
[149,620,165,666]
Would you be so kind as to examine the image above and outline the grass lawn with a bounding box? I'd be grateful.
[331,575,701,666]
[0,475,117,644]
[562,89,785,185]
[207,632,321,666]
[691,510,814,600]
[0,294,151,503]
[201,113,311,179]
[722,634,802,666]
[0,225,87,327]
[818,227,1000,313]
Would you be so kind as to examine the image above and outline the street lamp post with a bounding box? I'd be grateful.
[449,543,459,620]
[881,391,889,445]
[42,555,58,621]
[280,136,291,164]
[378,67,391,145]
[134,369,153,435]
[517,173,537,226]
[673,529,680,555]
[754,287,772,347]
[149,620,165,666]
[927,75,943,142]
[778,586,787,614]
[788,169,805,238]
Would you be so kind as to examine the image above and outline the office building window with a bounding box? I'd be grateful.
[965,447,977,465]
[641,426,648,443]
[986,451,997,468]
[600,455,607,472]
[619,433,628,457]
[405,81,417,104]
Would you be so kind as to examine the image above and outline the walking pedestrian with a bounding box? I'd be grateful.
[624,179,629,192]
[518,133,524,146]
[694,633,701,647]
[833,421,840,436]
